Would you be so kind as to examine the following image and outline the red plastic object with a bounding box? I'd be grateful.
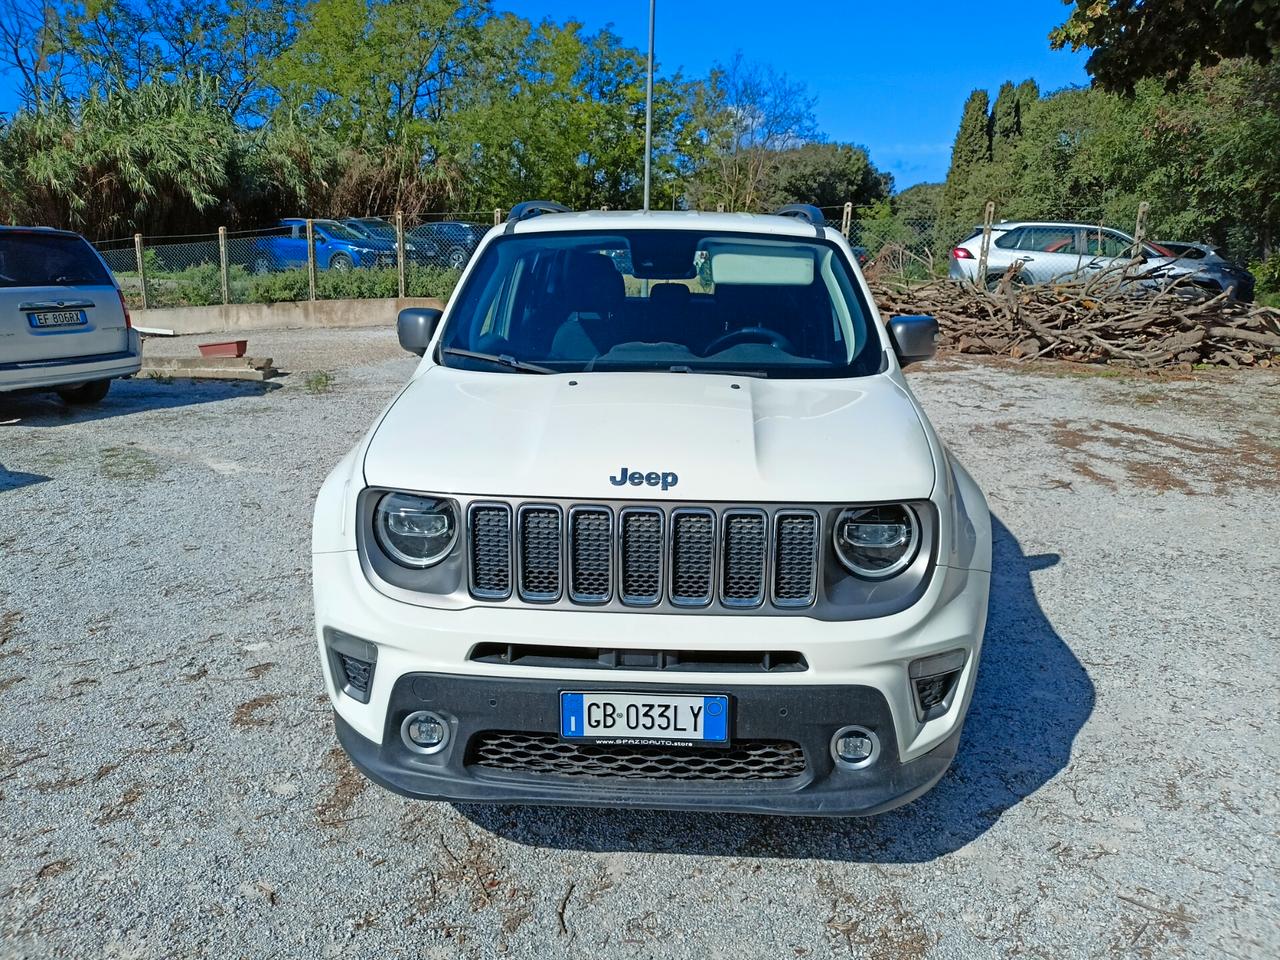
[950,247,974,260]
[198,339,248,358]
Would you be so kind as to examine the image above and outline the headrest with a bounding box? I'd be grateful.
[650,283,690,307]
[563,251,623,313]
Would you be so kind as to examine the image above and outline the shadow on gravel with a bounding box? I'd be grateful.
[0,376,281,428]
[458,515,1095,863]
[0,467,50,491]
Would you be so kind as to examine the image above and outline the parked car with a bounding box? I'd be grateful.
[342,217,396,242]
[1153,241,1255,301]
[312,202,993,816]
[407,221,484,269]
[251,219,397,273]
[0,226,141,404]
[342,217,431,265]
[949,221,1251,299]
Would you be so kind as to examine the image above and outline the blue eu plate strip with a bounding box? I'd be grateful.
[561,692,584,737]
[702,696,727,741]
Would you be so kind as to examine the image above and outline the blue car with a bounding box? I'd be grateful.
[252,219,398,273]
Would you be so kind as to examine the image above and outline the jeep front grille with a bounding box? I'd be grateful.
[466,501,823,610]
[517,505,561,601]
[469,504,512,599]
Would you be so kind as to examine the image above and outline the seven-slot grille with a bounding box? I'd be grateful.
[467,502,821,610]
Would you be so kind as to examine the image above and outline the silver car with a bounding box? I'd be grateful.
[948,221,1250,299]
[0,226,141,404]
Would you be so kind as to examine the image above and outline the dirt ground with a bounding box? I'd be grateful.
[1,329,1277,959]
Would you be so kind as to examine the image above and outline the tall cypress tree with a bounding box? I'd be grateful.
[938,90,992,249]
[990,82,1021,161]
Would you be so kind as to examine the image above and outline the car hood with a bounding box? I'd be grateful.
[363,366,937,502]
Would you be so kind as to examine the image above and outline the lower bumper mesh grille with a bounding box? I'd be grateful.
[469,731,807,781]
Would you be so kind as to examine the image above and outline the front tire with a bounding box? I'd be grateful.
[56,380,111,405]
[446,247,467,270]
[329,253,354,272]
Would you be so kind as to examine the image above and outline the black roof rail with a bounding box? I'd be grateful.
[505,201,571,233]
[773,204,826,237]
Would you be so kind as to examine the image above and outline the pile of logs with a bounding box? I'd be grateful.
[868,259,1280,370]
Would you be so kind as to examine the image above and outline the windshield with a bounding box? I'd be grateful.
[437,229,882,378]
[353,219,394,238]
[316,221,367,242]
[0,232,113,288]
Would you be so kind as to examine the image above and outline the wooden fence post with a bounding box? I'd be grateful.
[395,211,406,299]
[493,208,502,226]
[841,201,853,239]
[306,218,317,302]
[217,227,229,305]
[1133,201,1150,255]
[976,201,996,284]
[134,233,148,310]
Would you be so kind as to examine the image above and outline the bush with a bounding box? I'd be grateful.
[406,265,461,299]
[144,262,249,308]
[246,269,310,304]
[130,263,466,307]
[1251,253,1280,301]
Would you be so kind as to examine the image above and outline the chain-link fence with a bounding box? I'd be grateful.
[97,209,939,309]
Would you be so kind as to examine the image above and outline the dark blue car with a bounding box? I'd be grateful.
[252,219,398,273]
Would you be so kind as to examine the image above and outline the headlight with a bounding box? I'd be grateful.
[833,504,919,579]
[374,493,458,568]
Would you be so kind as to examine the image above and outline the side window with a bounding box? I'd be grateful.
[1019,227,1078,253]
[994,228,1024,249]
[1099,231,1133,257]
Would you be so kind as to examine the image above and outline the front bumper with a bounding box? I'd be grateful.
[335,672,964,817]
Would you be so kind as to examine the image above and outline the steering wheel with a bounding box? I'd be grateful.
[703,325,796,356]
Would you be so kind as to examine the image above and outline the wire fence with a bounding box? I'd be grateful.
[95,208,940,310]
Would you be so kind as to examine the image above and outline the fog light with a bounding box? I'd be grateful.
[401,710,450,755]
[831,725,879,770]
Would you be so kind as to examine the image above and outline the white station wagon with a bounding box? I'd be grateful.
[312,203,992,816]
[0,226,141,404]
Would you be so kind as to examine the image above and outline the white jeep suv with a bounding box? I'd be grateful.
[312,203,991,816]
[0,226,141,403]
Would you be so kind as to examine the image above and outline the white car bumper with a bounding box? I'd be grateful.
[0,329,142,393]
[312,532,989,815]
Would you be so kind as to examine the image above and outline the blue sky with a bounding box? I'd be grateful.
[500,0,1092,188]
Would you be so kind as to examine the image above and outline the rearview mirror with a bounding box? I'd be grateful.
[398,307,443,356]
[888,315,938,368]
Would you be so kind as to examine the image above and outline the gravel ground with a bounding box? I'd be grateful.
[1,329,1277,959]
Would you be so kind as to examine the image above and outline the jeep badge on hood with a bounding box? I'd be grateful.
[609,466,679,491]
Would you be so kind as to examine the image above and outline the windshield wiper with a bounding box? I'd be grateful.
[668,365,768,378]
[441,348,555,374]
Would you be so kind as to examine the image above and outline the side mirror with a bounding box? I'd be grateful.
[888,315,938,368]
[397,306,443,357]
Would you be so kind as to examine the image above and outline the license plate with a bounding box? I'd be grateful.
[29,310,86,328]
[560,691,729,745]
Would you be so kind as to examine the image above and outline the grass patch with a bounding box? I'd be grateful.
[100,446,161,481]
[304,371,335,394]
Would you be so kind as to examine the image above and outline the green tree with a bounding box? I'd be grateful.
[1052,0,1280,93]
[936,89,991,248]
[764,142,891,210]
[684,54,820,211]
